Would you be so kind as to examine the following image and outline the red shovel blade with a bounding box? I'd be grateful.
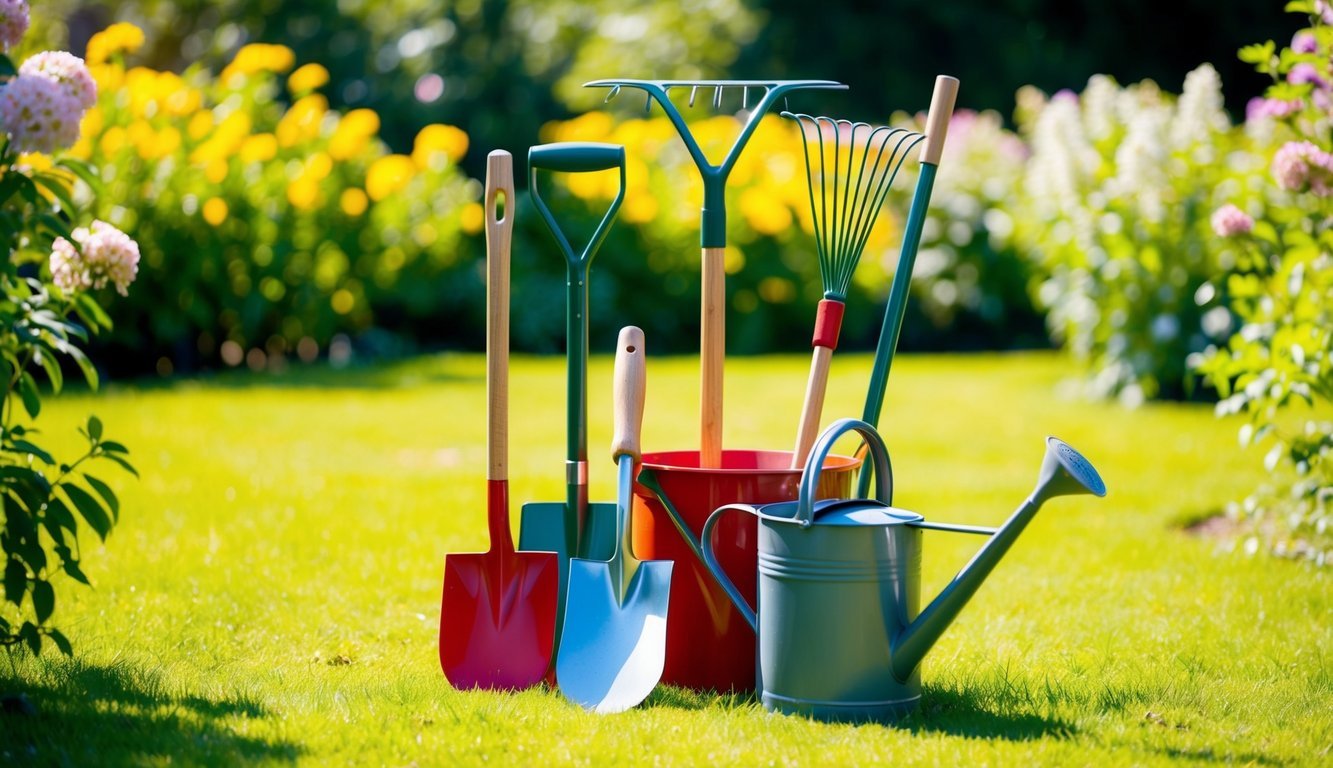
[440,481,559,690]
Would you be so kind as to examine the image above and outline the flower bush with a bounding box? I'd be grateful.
[0,1,137,655]
[1192,2,1333,565]
[1014,65,1248,403]
[71,25,480,373]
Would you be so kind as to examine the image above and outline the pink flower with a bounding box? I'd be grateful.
[49,221,140,296]
[0,0,28,52]
[1246,97,1302,122]
[1272,140,1333,196]
[1210,204,1254,237]
[1292,31,1318,55]
[20,51,97,110]
[0,73,82,153]
[1288,63,1329,90]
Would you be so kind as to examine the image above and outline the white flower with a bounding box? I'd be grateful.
[1171,64,1228,154]
[50,220,140,296]
[20,50,97,110]
[0,0,28,52]
[0,73,82,153]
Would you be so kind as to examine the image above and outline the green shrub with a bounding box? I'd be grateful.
[1014,65,1248,403]
[1191,2,1333,566]
[73,24,480,373]
[0,4,136,655]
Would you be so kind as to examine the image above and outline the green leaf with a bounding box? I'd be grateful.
[55,158,102,193]
[74,293,113,331]
[47,627,73,656]
[21,621,41,655]
[33,172,76,214]
[4,558,26,604]
[31,579,53,624]
[99,441,130,455]
[66,346,99,390]
[9,439,55,465]
[84,474,118,522]
[63,484,113,540]
[37,347,63,394]
[1285,0,1315,12]
[18,371,40,418]
[0,54,14,78]
[87,416,103,442]
[45,498,78,537]
[57,549,89,587]
[102,453,138,478]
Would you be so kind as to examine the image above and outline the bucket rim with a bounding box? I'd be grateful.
[640,448,861,476]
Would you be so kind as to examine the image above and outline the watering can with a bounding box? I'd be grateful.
[700,418,1106,723]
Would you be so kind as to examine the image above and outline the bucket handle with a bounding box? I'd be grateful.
[796,418,893,527]
[699,504,761,634]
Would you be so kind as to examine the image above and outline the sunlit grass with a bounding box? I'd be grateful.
[1,351,1328,766]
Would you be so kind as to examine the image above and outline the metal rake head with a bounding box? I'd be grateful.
[781,112,925,301]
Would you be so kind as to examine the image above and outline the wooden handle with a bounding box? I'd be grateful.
[920,75,960,166]
[612,326,646,462]
[486,150,514,482]
[791,345,833,469]
[700,246,725,468]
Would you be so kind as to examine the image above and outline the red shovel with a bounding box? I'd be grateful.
[439,150,559,689]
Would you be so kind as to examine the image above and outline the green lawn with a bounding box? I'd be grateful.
[1,351,1328,766]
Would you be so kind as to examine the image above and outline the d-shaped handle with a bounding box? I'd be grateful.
[528,142,625,173]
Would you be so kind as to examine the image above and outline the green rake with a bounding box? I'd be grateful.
[782,112,924,467]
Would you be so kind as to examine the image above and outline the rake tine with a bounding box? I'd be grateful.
[713,85,723,110]
[689,85,698,107]
[604,85,621,103]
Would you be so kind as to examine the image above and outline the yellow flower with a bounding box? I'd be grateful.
[86,22,145,66]
[330,289,355,315]
[738,186,792,236]
[459,202,484,234]
[340,188,369,217]
[621,193,658,224]
[411,124,468,170]
[203,198,229,226]
[288,63,329,95]
[206,159,229,184]
[100,126,128,156]
[305,151,333,181]
[221,43,297,85]
[276,95,328,148]
[88,63,124,92]
[239,133,278,164]
[17,153,52,172]
[287,176,321,210]
[328,108,379,160]
[365,154,416,201]
[758,276,796,304]
[187,111,214,141]
[190,111,251,164]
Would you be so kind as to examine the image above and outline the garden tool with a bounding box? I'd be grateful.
[781,111,925,467]
[857,75,959,496]
[440,150,559,690]
[557,326,673,713]
[584,79,846,468]
[701,417,1106,722]
[517,142,625,658]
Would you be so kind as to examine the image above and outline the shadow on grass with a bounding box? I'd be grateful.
[642,684,1075,741]
[117,357,483,394]
[0,657,301,766]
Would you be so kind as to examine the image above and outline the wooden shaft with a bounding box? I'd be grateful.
[920,75,960,166]
[700,246,725,468]
[485,150,514,482]
[791,344,834,469]
[611,326,646,462]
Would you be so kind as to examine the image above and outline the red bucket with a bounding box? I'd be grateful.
[631,449,859,692]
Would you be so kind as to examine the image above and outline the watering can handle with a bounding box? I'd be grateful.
[795,418,893,526]
[699,504,759,633]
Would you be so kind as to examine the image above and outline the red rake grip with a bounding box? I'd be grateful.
[811,299,845,350]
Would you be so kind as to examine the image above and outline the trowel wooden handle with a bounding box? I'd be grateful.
[612,326,646,462]
[920,75,959,166]
[486,150,514,482]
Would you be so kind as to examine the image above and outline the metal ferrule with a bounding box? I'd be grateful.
[758,551,898,582]
[566,460,588,485]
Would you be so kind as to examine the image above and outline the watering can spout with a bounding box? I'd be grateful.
[889,437,1106,682]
